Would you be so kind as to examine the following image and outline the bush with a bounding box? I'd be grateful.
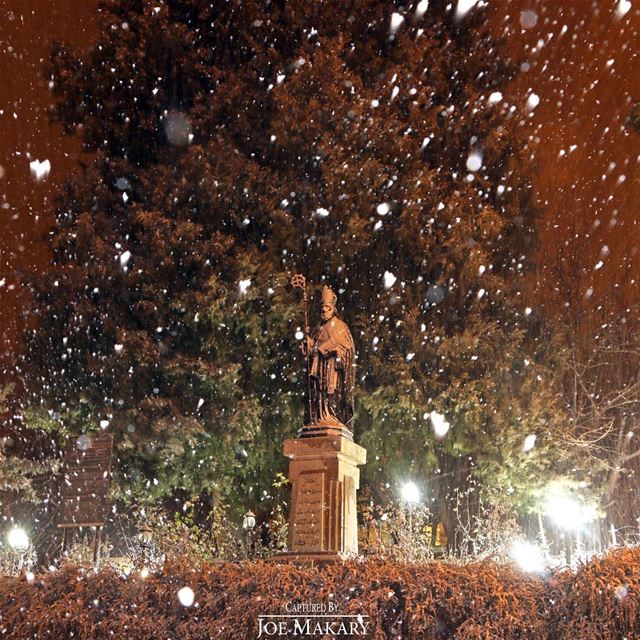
[1,548,639,639]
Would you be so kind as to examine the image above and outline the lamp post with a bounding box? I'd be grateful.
[7,527,30,574]
[138,524,153,566]
[543,488,596,566]
[401,481,421,532]
[243,511,256,559]
[7,527,29,553]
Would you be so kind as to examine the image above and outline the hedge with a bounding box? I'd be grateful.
[1,547,639,639]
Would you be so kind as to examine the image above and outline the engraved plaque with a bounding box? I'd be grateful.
[58,433,113,528]
[292,472,324,550]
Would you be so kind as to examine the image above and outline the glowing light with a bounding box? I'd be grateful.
[543,490,597,531]
[140,567,150,579]
[401,481,421,504]
[523,434,536,452]
[7,527,29,552]
[510,540,546,573]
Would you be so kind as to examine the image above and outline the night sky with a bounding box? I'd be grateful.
[1,0,639,374]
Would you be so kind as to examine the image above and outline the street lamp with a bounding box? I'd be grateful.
[543,488,597,565]
[243,511,256,559]
[6,527,30,574]
[138,524,153,546]
[400,481,421,532]
[138,524,153,566]
[243,511,256,530]
[401,481,420,505]
[7,527,29,553]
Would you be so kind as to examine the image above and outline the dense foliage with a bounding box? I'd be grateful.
[3,548,640,639]
[21,0,562,537]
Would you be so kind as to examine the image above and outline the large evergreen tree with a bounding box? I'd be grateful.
[22,0,562,539]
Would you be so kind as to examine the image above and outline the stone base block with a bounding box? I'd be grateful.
[283,435,366,556]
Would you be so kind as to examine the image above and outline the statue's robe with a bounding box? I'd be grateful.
[307,315,355,426]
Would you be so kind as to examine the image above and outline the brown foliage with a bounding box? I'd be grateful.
[2,548,640,639]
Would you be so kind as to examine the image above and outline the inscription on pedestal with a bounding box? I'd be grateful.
[292,472,324,550]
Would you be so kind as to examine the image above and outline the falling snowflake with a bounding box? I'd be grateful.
[163,111,193,146]
[390,12,404,34]
[119,251,131,267]
[466,150,483,172]
[426,284,444,304]
[430,411,450,437]
[178,586,195,607]
[526,93,540,110]
[615,584,629,600]
[383,271,397,289]
[615,0,631,18]
[455,0,479,20]
[29,159,51,181]
[523,434,537,452]
[415,0,429,18]
[520,10,538,29]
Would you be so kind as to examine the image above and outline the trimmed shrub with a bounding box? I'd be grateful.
[1,548,639,639]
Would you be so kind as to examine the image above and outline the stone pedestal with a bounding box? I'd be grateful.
[283,434,366,557]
